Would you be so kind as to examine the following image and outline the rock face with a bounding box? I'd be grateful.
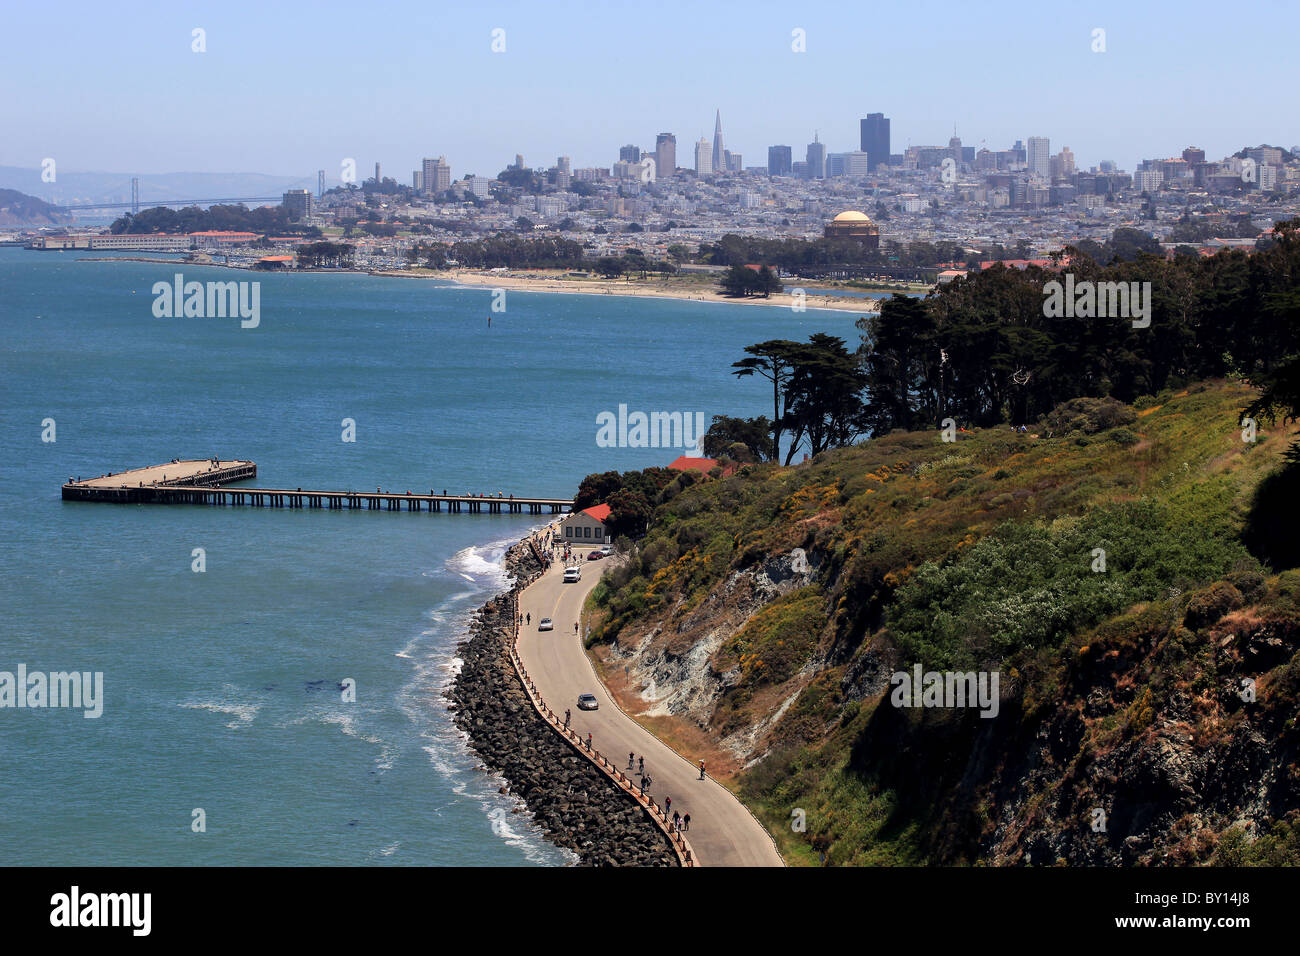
[447,541,677,867]
[604,547,821,758]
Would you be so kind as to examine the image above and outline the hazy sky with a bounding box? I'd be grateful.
[4,0,1297,180]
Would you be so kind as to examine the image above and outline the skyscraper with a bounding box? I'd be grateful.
[806,133,826,179]
[655,133,676,180]
[768,145,792,176]
[712,110,725,176]
[620,144,641,163]
[422,156,450,195]
[860,113,890,172]
[1027,137,1050,179]
[695,137,713,176]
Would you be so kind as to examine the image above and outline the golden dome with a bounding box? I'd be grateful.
[831,210,872,223]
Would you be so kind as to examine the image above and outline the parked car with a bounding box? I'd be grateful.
[577,693,599,711]
[538,618,553,631]
[563,566,581,583]
[586,549,605,561]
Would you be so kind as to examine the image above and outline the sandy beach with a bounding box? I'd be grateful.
[373,267,894,314]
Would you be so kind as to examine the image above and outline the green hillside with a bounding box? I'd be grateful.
[588,381,1300,865]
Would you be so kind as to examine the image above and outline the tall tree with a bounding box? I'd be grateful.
[733,341,801,461]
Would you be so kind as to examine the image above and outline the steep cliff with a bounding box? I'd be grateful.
[586,381,1300,865]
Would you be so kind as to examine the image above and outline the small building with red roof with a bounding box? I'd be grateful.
[560,502,611,545]
[668,455,739,476]
[668,455,718,474]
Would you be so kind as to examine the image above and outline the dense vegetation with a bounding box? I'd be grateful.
[109,203,322,236]
[710,220,1300,466]
[583,381,1300,865]
[575,225,1300,864]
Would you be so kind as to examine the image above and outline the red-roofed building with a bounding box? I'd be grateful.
[668,455,718,473]
[561,503,611,545]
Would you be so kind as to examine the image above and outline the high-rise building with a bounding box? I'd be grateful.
[1182,146,1205,165]
[317,169,325,197]
[620,144,641,163]
[767,145,792,176]
[727,152,742,172]
[860,113,890,172]
[1027,137,1050,179]
[655,133,676,180]
[695,137,713,176]
[557,156,571,176]
[1059,146,1075,178]
[712,110,725,175]
[422,156,451,195]
[806,134,826,179]
[282,189,313,221]
[374,162,381,184]
[412,170,422,191]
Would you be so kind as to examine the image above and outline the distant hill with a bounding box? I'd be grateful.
[0,188,71,225]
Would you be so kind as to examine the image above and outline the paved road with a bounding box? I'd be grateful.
[516,546,784,867]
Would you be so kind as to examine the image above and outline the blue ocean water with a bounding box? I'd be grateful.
[0,249,850,865]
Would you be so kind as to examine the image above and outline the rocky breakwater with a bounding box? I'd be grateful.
[447,540,677,866]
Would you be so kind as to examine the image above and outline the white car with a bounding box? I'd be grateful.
[538,618,553,631]
[562,567,581,583]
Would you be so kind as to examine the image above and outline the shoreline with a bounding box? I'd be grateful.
[56,250,906,312]
[378,268,887,313]
[445,531,678,866]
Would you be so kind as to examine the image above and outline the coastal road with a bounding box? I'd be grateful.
[516,545,784,867]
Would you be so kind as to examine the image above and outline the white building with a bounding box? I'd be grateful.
[1027,136,1050,180]
[560,504,610,544]
[695,138,713,176]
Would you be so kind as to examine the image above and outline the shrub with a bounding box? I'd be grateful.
[1045,396,1138,435]
[1183,581,1245,629]
[1107,428,1140,446]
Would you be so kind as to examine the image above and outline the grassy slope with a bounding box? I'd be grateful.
[589,379,1300,865]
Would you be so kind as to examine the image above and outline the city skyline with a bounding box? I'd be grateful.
[4,0,1297,180]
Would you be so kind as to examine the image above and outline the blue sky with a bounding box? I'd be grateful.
[3,0,1297,179]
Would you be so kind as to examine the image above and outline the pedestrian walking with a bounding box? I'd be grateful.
[638,756,644,774]
[644,774,652,792]
[665,796,671,814]
[526,612,531,625]
[564,708,570,727]
[585,732,591,749]
[683,813,690,831]
[699,760,706,780]
[628,752,634,770]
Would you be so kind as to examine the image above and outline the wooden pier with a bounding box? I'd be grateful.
[61,460,573,515]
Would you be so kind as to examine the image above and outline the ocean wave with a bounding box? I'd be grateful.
[178,698,260,730]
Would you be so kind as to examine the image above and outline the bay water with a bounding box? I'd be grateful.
[0,249,849,864]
